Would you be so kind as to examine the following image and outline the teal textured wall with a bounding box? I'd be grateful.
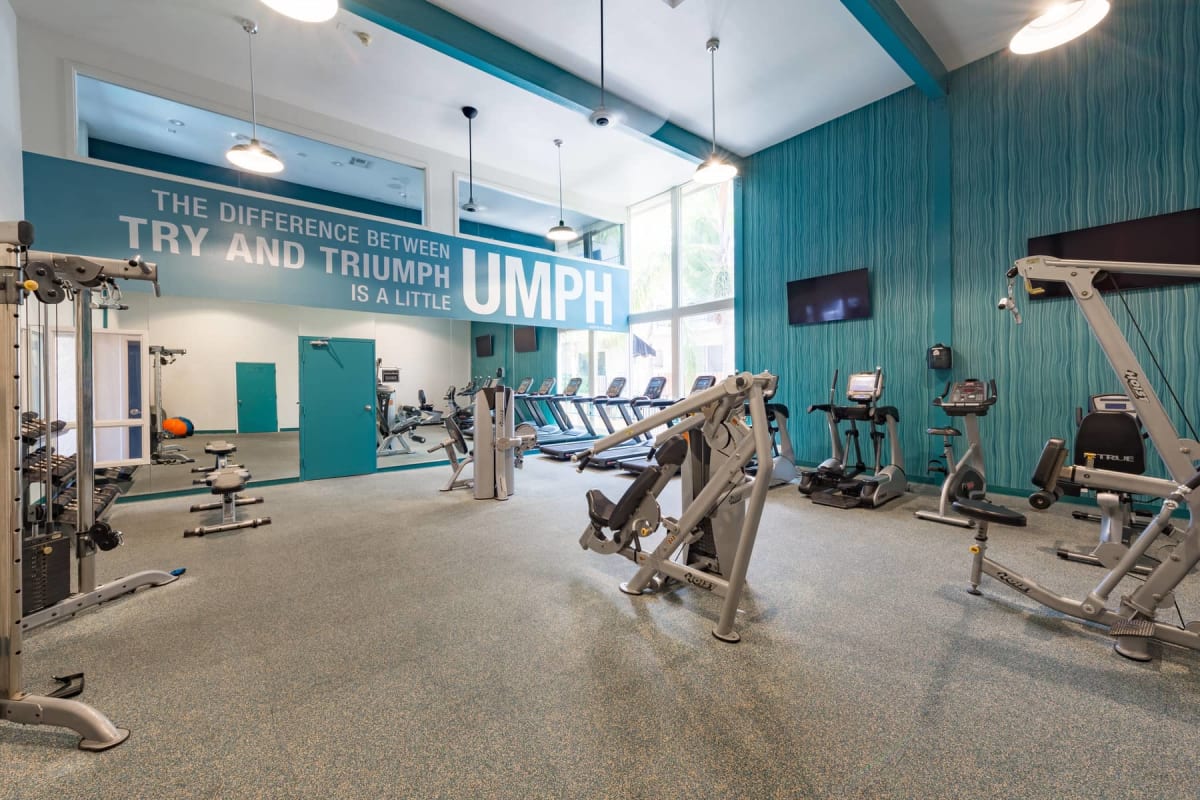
[950,0,1200,487]
[743,0,1200,490]
[742,87,938,479]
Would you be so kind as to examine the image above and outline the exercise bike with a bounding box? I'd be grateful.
[798,368,906,508]
[914,379,997,528]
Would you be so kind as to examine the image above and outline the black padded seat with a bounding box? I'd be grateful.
[210,471,245,494]
[587,467,662,529]
[875,405,900,424]
[205,441,238,456]
[654,437,688,468]
[952,498,1028,527]
[927,427,961,437]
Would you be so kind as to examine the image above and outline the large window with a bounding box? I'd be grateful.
[624,180,736,399]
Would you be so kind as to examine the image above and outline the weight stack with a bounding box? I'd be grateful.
[22,532,71,615]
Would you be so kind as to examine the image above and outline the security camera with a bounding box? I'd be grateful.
[461,200,480,214]
[589,106,616,128]
[997,296,1011,311]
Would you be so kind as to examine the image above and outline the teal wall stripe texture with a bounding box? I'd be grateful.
[743,0,1199,492]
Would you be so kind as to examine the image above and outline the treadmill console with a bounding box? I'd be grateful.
[515,377,533,393]
[606,377,627,397]
[643,376,666,400]
[535,378,556,396]
[562,377,582,397]
[846,371,882,404]
[691,375,716,392]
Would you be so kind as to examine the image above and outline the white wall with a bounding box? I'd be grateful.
[117,294,470,431]
[0,0,22,219]
[14,18,626,234]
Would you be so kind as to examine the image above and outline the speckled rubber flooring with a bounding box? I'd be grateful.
[3,459,1199,799]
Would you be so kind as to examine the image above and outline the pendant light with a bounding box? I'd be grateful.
[588,0,616,128]
[1010,1,1110,55]
[259,0,338,23]
[547,139,579,243]
[460,106,484,213]
[693,37,737,185]
[226,19,284,174]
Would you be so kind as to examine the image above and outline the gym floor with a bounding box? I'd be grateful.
[3,459,1199,799]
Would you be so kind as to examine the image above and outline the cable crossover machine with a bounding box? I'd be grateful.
[2,220,182,750]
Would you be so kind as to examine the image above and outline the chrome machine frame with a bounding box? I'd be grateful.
[971,256,1200,661]
[2,222,173,750]
[574,372,778,642]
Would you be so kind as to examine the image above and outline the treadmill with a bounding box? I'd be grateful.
[622,374,718,474]
[540,377,627,460]
[510,377,536,426]
[585,376,667,469]
[521,378,559,435]
[538,378,595,446]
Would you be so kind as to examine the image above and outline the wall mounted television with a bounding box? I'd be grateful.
[1027,208,1200,299]
[514,326,538,353]
[787,268,872,326]
[474,334,494,358]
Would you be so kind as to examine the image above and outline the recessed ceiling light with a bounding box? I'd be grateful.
[1010,0,1110,55]
[332,160,343,167]
[168,119,185,127]
[167,128,178,134]
[297,152,308,158]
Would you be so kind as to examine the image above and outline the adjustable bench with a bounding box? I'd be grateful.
[184,464,271,537]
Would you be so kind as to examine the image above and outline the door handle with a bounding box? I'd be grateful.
[364,405,372,411]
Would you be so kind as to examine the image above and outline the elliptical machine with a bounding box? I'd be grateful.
[798,368,906,508]
[915,379,997,528]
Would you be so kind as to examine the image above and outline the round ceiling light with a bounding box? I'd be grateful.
[1010,1,1111,55]
[227,139,285,174]
[547,223,579,243]
[259,0,339,23]
[693,154,738,185]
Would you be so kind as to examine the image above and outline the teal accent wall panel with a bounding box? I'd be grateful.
[469,322,557,388]
[742,0,1200,491]
[949,0,1200,488]
[742,86,938,477]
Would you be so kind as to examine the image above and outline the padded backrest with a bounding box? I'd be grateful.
[609,466,663,530]
[655,436,689,468]
[418,389,428,405]
[1031,437,1069,489]
[1075,411,1145,474]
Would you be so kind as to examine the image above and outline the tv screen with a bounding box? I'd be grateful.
[1027,208,1200,299]
[787,268,871,326]
[474,334,494,358]
[514,326,538,353]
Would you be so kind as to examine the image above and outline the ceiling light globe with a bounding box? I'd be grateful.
[547,223,579,242]
[227,139,285,174]
[259,0,338,23]
[1009,0,1110,55]
[693,156,738,185]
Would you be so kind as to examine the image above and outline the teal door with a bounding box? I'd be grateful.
[298,337,377,481]
[235,362,279,433]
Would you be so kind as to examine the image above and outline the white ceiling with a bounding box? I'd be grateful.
[13,0,1053,208]
[897,0,1047,71]
[77,75,427,212]
[12,0,697,207]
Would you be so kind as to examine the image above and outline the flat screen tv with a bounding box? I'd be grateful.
[474,334,494,358]
[1027,208,1200,299]
[787,268,871,326]
[514,326,538,353]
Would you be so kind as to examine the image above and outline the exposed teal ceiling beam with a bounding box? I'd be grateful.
[839,0,948,98]
[344,0,728,166]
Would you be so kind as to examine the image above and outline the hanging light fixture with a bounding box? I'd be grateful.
[547,139,579,243]
[460,106,484,213]
[693,37,737,185]
[259,0,338,23]
[1009,1,1111,55]
[226,19,284,175]
[588,0,616,128]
